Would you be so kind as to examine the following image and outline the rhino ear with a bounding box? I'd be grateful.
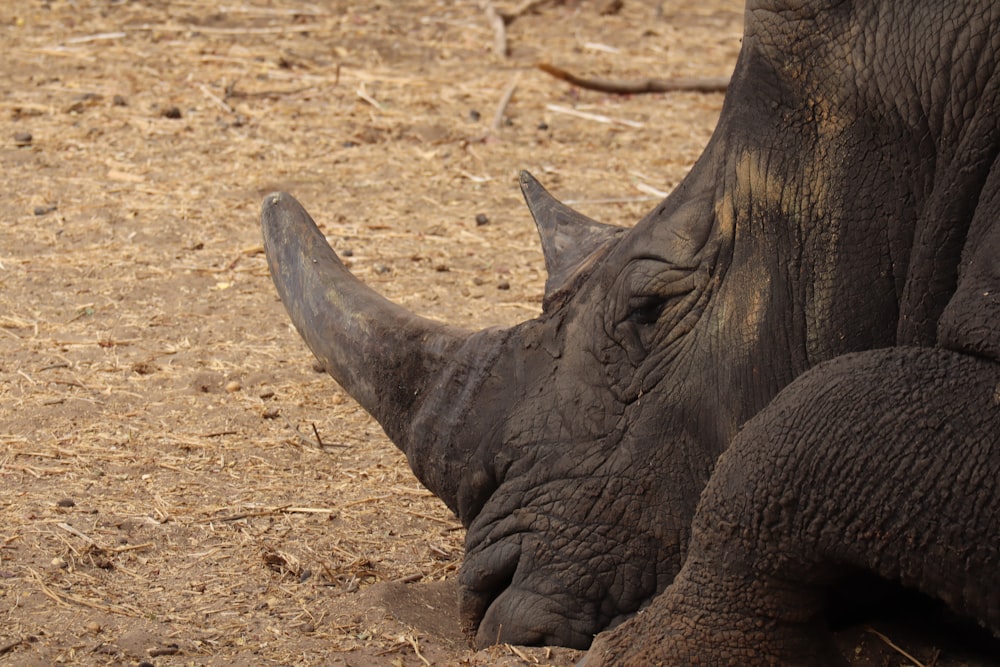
[519,171,625,299]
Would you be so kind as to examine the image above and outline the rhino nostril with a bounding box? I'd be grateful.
[456,464,498,525]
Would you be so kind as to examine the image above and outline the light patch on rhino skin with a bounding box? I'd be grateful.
[993,383,1000,406]
[712,158,772,350]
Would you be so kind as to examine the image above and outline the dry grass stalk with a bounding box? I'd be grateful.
[538,62,730,94]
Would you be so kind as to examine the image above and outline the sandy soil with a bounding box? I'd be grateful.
[1,1,995,665]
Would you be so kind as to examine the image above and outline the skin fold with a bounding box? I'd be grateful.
[261,0,1000,659]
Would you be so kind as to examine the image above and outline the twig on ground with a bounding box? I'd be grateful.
[197,83,234,113]
[65,32,126,45]
[56,522,99,548]
[483,1,508,57]
[865,627,927,667]
[492,74,520,132]
[406,634,432,667]
[356,84,383,110]
[310,422,324,448]
[0,639,24,657]
[199,505,334,523]
[546,103,644,128]
[538,62,730,94]
[27,568,138,615]
[282,415,320,448]
[129,23,320,36]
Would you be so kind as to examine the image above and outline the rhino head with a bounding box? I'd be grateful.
[259,0,957,649]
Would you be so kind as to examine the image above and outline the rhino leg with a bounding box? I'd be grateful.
[585,346,1000,666]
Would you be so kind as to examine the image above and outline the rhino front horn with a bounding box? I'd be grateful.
[260,192,471,451]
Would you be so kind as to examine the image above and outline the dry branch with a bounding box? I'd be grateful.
[546,103,643,128]
[483,2,508,57]
[538,62,730,94]
[492,75,520,132]
[865,627,928,667]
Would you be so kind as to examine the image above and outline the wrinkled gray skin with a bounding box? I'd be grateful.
[261,0,1000,661]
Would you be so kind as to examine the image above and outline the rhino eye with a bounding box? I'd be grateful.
[627,296,668,325]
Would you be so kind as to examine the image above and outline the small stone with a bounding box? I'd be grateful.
[51,556,67,568]
[259,390,275,400]
[14,131,32,146]
[311,360,326,373]
[33,205,57,216]
[112,94,128,107]
[85,621,102,634]
[497,280,511,290]
[162,106,182,119]
[299,623,315,634]
[374,264,391,275]
[469,109,481,122]
[475,213,489,226]
[56,498,75,508]
[262,406,280,420]
[537,121,549,131]
[225,380,242,393]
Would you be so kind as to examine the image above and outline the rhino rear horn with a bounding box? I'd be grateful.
[519,171,625,299]
[260,192,471,449]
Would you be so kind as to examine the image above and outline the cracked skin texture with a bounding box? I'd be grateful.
[263,0,1000,660]
[585,348,1000,665]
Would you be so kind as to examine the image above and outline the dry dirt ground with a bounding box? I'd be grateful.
[0,1,995,666]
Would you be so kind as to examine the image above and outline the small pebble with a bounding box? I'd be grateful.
[112,94,128,107]
[225,380,242,393]
[259,390,275,400]
[56,498,75,508]
[262,406,280,420]
[475,213,490,226]
[51,556,67,568]
[537,121,549,131]
[85,621,102,634]
[162,106,182,119]
[14,131,32,146]
[300,623,316,634]
[469,109,481,122]
[497,280,511,290]
[34,205,57,216]
[311,360,326,373]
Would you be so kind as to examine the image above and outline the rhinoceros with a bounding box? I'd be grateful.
[260,0,1000,663]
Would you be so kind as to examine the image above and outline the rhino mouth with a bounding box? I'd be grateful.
[457,538,521,644]
[458,531,611,649]
[455,467,675,650]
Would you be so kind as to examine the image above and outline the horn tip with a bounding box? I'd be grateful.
[261,191,296,211]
